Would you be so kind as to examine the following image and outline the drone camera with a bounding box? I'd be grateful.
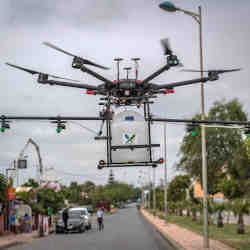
[72,57,83,69]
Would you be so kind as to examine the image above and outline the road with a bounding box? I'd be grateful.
[10,204,174,250]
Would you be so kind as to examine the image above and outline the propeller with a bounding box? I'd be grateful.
[6,63,81,82]
[160,38,173,56]
[160,38,184,67]
[182,68,242,74]
[43,41,109,70]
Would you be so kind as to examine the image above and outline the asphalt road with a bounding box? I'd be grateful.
[10,204,174,250]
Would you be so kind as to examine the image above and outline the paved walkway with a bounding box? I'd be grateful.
[141,209,235,250]
[0,231,37,249]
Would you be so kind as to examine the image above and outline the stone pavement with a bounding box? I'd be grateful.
[0,231,37,249]
[141,209,235,250]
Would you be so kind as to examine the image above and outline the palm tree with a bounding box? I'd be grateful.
[212,202,226,228]
[231,199,250,234]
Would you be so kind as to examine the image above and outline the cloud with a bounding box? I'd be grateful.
[0,0,249,186]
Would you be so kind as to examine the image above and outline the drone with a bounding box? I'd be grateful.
[2,39,250,169]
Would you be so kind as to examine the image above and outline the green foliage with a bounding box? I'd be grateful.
[0,173,7,202]
[22,178,39,188]
[167,174,191,202]
[178,99,248,195]
[246,139,250,159]
[231,199,250,234]
[219,178,245,200]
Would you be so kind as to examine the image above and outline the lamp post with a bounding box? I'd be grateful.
[159,2,209,248]
[163,123,168,217]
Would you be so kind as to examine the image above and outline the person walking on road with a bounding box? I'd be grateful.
[97,207,104,231]
[62,208,69,233]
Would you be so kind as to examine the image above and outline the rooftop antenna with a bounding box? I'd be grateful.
[124,67,132,79]
[131,58,141,80]
[114,58,123,81]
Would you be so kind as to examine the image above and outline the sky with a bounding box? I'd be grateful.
[0,0,249,187]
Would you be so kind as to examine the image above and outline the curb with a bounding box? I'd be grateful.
[140,210,186,250]
[0,241,24,250]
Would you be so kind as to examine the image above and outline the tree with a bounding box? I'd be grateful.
[22,178,39,188]
[219,178,245,200]
[178,99,248,195]
[167,175,191,202]
[246,139,250,159]
[231,199,250,234]
[0,173,7,202]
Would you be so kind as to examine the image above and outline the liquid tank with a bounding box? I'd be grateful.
[111,110,149,163]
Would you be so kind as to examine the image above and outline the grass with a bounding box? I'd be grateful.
[153,211,250,250]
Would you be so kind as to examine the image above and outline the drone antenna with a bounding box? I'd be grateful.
[114,58,123,81]
[124,67,132,79]
[131,58,140,80]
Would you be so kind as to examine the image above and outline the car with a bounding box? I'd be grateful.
[56,208,88,234]
[70,207,92,230]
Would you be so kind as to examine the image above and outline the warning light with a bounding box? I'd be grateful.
[136,80,142,84]
[163,88,175,94]
[99,160,105,165]
[86,90,96,95]
[158,158,164,164]
[113,80,118,84]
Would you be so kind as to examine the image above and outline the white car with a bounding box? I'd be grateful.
[70,207,92,230]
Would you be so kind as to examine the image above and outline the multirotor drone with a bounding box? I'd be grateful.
[2,39,250,169]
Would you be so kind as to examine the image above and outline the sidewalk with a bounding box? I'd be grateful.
[141,209,235,250]
[0,231,37,249]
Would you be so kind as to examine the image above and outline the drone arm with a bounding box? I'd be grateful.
[38,78,98,90]
[152,77,210,90]
[81,65,114,87]
[141,64,170,85]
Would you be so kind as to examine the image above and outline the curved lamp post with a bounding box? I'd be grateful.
[159,2,209,249]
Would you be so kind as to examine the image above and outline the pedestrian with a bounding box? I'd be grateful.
[62,208,69,233]
[23,213,32,233]
[97,207,104,231]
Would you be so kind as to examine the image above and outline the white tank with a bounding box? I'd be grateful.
[111,110,149,163]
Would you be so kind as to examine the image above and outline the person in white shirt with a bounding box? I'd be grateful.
[96,207,104,231]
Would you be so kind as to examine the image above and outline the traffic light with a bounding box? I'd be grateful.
[167,55,179,67]
[52,120,66,134]
[244,127,250,138]
[187,123,198,135]
[1,119,10,133]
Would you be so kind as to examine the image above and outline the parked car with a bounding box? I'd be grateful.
[56,207,92,233]
[56,208,86,234]
[70,207,92,230]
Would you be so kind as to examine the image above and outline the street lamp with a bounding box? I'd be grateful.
[159,2,209,249]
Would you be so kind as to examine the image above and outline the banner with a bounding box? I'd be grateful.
[6,188,16,201]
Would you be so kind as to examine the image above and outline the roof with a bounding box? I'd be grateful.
[16,187,33,193]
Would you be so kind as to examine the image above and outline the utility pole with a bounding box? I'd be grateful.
[164,123,168,217]
[153,166,156,210]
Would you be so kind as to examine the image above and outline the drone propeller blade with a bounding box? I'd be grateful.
[182,68,242,74]
[6,63,81,82]
[6,63,38,75]
[43,41,109,70]
[43,41,76,57]
[160,38,172,55]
